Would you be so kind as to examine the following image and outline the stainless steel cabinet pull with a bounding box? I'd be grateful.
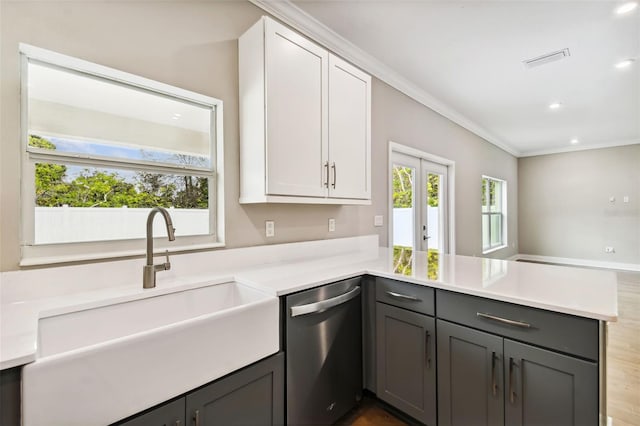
[491,352,498,397]
[477,312,531,328]
[324,161,329,188]
[425,331,432,369]
[175,420,181,426]
[385,291,421,301]
[331,162,336,189]
[508,357,516,404]
[193,410,200,426]
[291,286,361,317]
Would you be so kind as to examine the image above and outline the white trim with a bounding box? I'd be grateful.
[482,244,509,255]
[248,0,519,157]
[512,254,640,272]
[519,139,640,157]
[388,141,456,255]
[19,43,219,106]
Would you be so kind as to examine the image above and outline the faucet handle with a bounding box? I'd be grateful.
[164,250,171,271]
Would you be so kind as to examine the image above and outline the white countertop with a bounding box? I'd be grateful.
[0,236,618,370]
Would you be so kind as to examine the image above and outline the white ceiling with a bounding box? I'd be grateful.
[288,0,639,157]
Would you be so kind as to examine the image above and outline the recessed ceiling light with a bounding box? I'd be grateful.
[172,116,179,120]
[174,113,182,117]
[549,102,562,110]
[616,2,638,14]
[615,59,635,69]
[570,139,579,145]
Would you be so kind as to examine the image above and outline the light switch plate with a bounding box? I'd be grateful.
[328,218,336,232]
[265,220,275,237]
[374,215,384,227]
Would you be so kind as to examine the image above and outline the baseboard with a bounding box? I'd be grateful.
[512,254,640,272]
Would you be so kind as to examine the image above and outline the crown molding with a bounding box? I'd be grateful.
[518,139,640,158]
[248,0,520,157]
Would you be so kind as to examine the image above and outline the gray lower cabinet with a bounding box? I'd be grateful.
[186,352,284,426]
[119,399,185,426]
[438,319,598,426]
[437,320,504,426]
[376,302,437,425]
[504,339,598,426]
[117,352,284,426]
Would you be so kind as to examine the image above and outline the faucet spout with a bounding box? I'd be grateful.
[143,207,176,289]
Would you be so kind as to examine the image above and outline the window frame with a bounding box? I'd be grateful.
[19,44,225,266]
[481,175,507,254]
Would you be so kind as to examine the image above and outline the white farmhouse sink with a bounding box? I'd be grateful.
[22,282,280,426]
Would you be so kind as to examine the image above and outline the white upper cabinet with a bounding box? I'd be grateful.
[239,16,371,205]
[328,54,371,200]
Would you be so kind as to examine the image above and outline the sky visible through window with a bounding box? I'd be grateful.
[45,136,208,182]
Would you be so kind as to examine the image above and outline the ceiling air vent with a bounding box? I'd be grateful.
[523,48,571,69]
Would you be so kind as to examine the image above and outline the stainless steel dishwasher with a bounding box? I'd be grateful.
[285,277,363,425]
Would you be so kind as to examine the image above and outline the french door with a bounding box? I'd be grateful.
[391,152,448,254]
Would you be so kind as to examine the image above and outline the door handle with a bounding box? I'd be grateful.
[491,352,498,397]
[324,161,329,188]
[290,286,360,317]
[425,330,432,369]
[508,357,516,404]
[385,291,421,302]
[331,162,336,189]
[477,312,531,329]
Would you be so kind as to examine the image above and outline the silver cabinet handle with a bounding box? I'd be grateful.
[425,330,432,369]
[509,357,516,404]
[331,162,336,188]
[175,420,181,426]
[291,286,360,317]
[386,291,421,302]
[193,409,200,426]
[477,312,531,328]
[491,351,498,397]
[324,161,329,188]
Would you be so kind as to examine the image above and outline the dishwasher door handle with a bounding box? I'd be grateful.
[290,286,361,317]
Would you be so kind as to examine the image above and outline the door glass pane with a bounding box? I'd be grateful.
[426,172,441,252]
[392,165,415,249]
[393,246,413,276]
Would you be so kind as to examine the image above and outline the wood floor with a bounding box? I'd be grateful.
[607,271,640,426]
[340,271,640,426]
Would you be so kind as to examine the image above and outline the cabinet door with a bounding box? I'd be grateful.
[185,353,284,426]
[264,18,328,198]
[437,320,504,426]
[376,303,436,425]
[116,399,185,426]
[504,340,598,426]
[328,54,371,199]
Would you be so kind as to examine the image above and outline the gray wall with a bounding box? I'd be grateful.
[0,0,517,271]
[518,145,640,265]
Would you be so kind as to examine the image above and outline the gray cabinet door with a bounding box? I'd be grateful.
[437,320,504,426]
[185,353,284,426]
[504,340,598,426]
[117,399,185,426]
[376,302,437,425]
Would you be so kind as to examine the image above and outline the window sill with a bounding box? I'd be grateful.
[482,244,508,255]
[20,240,226,267]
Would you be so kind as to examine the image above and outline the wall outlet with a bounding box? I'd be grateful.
[374,215,384,227]
[328,218,336,232]
[605,246,615,253]
[265,220,275,237]
[623,196,629,203]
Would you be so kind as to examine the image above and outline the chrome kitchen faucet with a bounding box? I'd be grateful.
[143,207,176,289]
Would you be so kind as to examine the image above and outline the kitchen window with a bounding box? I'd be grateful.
[481,176,507,253]
[20,44,224,265]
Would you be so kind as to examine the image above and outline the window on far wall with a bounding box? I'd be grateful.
[482,176,507,253]
[20,44,224,264]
